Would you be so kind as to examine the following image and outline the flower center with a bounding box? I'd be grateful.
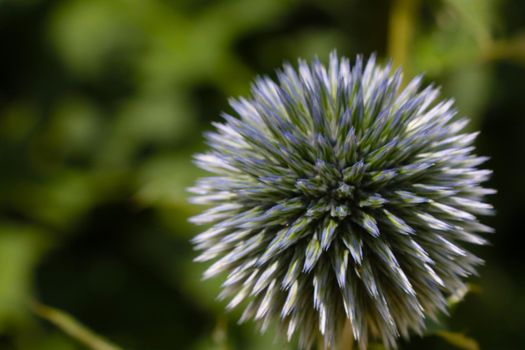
[295,159,389,221]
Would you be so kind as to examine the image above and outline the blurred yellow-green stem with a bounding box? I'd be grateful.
[31,301,123,350]
[388,0,418,71]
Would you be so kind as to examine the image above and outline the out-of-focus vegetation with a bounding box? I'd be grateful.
[0,0,524,349]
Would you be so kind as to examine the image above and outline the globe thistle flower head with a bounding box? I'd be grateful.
[189,52,494,349]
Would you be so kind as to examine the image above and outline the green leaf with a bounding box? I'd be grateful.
[0,224,48,330]
[412,0,496,75]
[435,331,480,350]
[444,0,493,45]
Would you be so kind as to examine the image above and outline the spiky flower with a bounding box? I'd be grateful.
[189,53,494,349]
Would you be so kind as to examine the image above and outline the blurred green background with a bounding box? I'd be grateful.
[0,0,524,349]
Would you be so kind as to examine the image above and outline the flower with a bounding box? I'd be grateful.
[189,52,494,349]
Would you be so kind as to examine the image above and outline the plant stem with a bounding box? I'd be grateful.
[388,0,418,71]
[338,320,354,350]
[31,300,123,350]
[481,34,525,64]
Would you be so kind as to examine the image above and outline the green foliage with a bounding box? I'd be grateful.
[0,0,523,349]
[0,224,47,329]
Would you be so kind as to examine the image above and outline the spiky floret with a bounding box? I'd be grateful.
[189,53,494,349]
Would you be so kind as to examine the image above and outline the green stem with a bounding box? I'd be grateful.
[338,320,354,350]
[31,301,123,350]
[388,0,418,71]
[481,34,525,64]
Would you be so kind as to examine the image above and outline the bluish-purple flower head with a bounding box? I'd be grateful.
[189,52,494,349]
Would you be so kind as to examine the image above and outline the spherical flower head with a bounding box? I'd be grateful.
[189,52,494,349]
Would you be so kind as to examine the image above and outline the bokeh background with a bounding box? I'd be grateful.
[1,0,524,349]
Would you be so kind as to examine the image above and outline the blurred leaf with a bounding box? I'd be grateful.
[0,102,38,143]
[31,301,123,350]
[12,171,98,229]
[49,0,141,77]
[135,152,202,211]
[441,63,492,127]
[413,21,479,75]
[435,331,480,350]
[20,333,81,350]
[444,0,493,45]
[412,0,495,75]
[179,256,225,312]
[96,91,197,167]
[46,97,104,160]
[115,93,196,144]
[0,223,48,330]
